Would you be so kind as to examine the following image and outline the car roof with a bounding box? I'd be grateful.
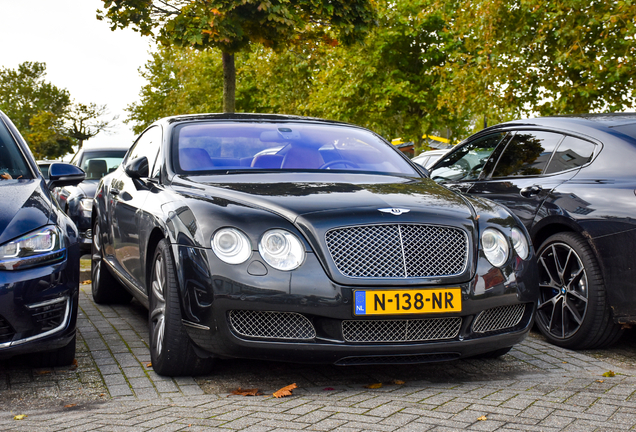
[159,112,356,128]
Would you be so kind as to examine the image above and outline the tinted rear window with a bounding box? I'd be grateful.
[492,131,563,178]
[545,136,595,174]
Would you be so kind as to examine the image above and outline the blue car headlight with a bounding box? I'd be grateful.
[0,226,66,270]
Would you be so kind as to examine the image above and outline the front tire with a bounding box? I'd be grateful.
[535,232,622,349]
[91,220,132,304]
[148,239,213,376]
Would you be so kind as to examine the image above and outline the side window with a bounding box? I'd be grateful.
[492,131,563,178]
[430,133,507,182]
[545,136,595,174]
[128,126,162,178]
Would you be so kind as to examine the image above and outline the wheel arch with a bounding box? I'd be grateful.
[145,227,168,291]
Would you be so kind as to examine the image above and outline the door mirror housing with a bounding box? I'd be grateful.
[47,163,85,190]
[125,156,149,179]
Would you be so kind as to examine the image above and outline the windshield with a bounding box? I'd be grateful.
[0,121,33,180]
[172,122,419,177]
[79,150,127,180]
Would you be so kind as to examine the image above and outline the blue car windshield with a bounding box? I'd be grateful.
[0,121,33,180]
[173,122,419,177]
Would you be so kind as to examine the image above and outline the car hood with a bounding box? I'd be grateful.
[0,180,52,245]
[177,173,475,222]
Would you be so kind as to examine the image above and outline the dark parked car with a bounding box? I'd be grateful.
[429,113,636,349]
[92,113,538,376]
[55,144,130,252]
[0,110,85,366]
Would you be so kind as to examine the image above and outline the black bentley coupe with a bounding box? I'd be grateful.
[92,114,538,376]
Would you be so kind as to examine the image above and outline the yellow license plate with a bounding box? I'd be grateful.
[353,288,462,316]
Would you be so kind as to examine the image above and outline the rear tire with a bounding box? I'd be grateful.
[535,232,622,349]
[91,220,132,304]
[148,239,213,376]
[29,335,76,367]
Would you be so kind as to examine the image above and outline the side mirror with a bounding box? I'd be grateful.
[125,156,149,179]
[47,163,85,190]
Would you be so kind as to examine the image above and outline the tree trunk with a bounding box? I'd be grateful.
[222,52,236,113]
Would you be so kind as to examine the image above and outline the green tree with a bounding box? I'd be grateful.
[303,0,473,149]
[434,0,636,118]
[64,102,117,150]
[0,62,115,159]
[98,0,376,112]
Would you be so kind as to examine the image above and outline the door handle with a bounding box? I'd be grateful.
[520,185,542,198]
[110,188,120,196]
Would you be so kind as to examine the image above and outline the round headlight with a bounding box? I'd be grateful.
[211,228,251,264]
[258,229,305,271]
[481,228,509,267]
[511,227,529,260]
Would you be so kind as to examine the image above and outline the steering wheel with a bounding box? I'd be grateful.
[319,160,360,169]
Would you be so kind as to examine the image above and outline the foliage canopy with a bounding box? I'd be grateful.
[0,62,114,159]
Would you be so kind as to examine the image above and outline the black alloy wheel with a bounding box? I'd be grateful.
[535,232,622,349]
[148,239,213,376]
[91,220,132,304]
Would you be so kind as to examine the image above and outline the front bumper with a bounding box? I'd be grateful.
[175,245,539,365]
[0,251,79,359]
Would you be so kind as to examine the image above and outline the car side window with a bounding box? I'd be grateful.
[544,136,596,174]
[430,133,507,182]
[128,126,162,178]
[491,131,564,178]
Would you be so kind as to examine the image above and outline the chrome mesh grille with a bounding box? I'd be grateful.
[342,317,462,342]
[326,224,468,278]
[472,304,526,333]
[228,310,316,340]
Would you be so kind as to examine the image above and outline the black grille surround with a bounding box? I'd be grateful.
[325,224,469,279]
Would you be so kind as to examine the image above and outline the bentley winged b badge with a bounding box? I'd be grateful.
[378,208,411,215]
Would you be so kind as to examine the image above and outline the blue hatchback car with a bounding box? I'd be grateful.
[0,110,85,366]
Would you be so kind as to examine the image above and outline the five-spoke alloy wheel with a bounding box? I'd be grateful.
[148,239,213,376]
[535,233,622,349]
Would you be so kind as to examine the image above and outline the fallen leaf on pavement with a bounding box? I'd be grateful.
[35,370,52,375]
[64,404,77,408]
[273,383,297,398]
[602,370,616,377]
[81,280,92,285]
[365,383,383,389]
[477,415,487,421]
[229,388,262,396]
[391,379,406,385]
[146,363,152,368]
[14,415,27,420]
[323,387,335,391]
[70,358,78,370]
[596,380,604,383]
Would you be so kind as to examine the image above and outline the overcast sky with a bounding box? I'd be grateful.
[0,0,154,151]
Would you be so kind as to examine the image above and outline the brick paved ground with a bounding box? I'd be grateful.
[1,285,635,431]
